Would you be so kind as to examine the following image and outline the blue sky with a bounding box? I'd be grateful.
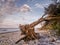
[0,0,52,28]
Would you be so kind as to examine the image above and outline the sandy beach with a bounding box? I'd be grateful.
[0,30,60,45]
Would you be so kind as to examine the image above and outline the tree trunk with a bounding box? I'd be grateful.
[16,16,60,44]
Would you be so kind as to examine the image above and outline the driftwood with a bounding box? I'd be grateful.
[15,15,60,44]
[15,24,38,44]
[15,35,26,44]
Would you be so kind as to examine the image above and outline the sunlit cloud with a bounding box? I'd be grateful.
[20,4,32,13]
[0,0,32,24]
[0,0,32,16]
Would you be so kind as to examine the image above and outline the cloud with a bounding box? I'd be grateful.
[35,3,49,8]
[20,4,32,13]
[0,0,32,16]
[0,13,38,27]
[35,3,44,8]
[0,0,17,15]
[0,0,19,23]
[0,0,32,24]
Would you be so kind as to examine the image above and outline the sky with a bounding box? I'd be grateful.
[0,0,52,28]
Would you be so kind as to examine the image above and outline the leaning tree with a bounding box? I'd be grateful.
[15,0,60,44]
[40,0,60,33]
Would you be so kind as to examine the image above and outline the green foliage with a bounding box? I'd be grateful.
[43,0,60,36]
[44,0,60,16]
[51,20,60,36]
[48,20,60,36]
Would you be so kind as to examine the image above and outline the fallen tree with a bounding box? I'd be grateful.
[15,16,60,44]
[15,0,60,44]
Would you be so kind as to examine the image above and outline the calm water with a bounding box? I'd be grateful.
[0,28,20,33]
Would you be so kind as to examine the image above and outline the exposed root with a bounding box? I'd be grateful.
[15,33,39,44]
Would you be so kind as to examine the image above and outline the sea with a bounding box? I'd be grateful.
[0,28,20,33]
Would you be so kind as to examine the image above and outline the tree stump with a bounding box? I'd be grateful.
[15,24,38,44]
[20,24,38,40]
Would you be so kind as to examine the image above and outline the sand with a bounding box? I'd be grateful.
[0,30,60,45]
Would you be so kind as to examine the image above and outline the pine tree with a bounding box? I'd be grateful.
[41,0,60,36]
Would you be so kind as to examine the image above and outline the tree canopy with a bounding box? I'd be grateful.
[43,0,60,36]
[44,0,60,16]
